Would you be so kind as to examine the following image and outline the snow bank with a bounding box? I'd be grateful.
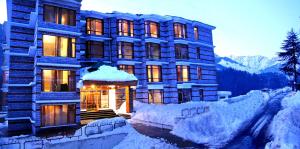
[171,90,268,147]
[265,92,300,149]
[81,65,138,82]
[131,90,269,147]
[0,118,176,149]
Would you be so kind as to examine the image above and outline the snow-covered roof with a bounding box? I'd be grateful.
[81,65,138,82]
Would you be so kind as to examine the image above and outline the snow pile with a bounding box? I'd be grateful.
[171,90,268,147]
[0,117,176,149]
[81,65,138,82]
[266,92,300,149]
[132,90,268,147]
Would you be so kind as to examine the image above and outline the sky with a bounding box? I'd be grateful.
[0,0,299,58]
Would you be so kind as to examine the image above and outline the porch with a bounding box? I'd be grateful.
[78,65,138,124]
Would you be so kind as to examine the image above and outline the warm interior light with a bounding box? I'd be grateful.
[91,84,95,89]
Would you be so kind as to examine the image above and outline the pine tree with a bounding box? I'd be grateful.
[278,29,300,91]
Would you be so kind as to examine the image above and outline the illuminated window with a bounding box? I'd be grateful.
[175,44,189,59]
[177,65,190,82]
[43,35,75,58]
[148,90,164,104]
[118,42,133,59]
[147,65,162,82]
[145,21,159,38]
[44,5,76,26]
[86,18,103,35]
[41,104,75,127]
[86,41,104,58]
[194,27,199,40]
[119,65,135,74]
[174,23,187,39]
[197,67,202,80]
[178,89,191,103]
[118,20,134,37]
[199,89,204,101]
[146,43,161,59]
[42,70,76,92]
[196,48,201,59]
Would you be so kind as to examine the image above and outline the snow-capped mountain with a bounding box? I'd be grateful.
[216,55,282,74]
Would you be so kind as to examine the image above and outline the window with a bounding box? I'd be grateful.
[174,23,187,38]
[194,27,199,40]
[148,90,164,104]
[197,67,202,80]
[118,42,133,59]
[86,41,104,58]
[146,43,161,59]
[175,44,189,59]
[86,18,103,35]
[118,20,134,37]
[119,65,135,74]
[178,89,191,103]
[145,21,159,38]
[41,104,76,127]
[42,70,76,92]
[177,65,190,82]
[43,35,75,58]
[199,89,204,101]
[196,48,201,59]
[147,65,162,82]
[44,5,76,26]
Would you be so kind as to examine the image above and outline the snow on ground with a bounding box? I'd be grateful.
[0,117,176,149]
[131,90,269,147]
[265,92,300,149]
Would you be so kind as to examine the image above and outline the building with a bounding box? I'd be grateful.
[2,0,218,135]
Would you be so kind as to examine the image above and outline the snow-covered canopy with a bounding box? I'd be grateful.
[81,65,138,82]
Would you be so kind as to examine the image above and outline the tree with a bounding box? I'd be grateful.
[278,29,300,91]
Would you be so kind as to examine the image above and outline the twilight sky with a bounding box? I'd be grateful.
[0,0,299,58]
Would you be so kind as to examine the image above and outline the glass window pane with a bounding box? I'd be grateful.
[95,20,103,35]
[43,35,56,56]
[44,5,56,23]
[42,70,53,92]
[60,37,68,57]
[152,66,160,82]
[182,66,189,82]
[61,9,69,25]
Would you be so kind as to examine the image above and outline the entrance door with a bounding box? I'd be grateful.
[100,90,109,108]
[86,91,100,111]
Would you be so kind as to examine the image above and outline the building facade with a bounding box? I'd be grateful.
[2,0,218,134]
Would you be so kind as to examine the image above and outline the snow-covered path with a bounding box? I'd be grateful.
[131,122,205,149]
[224,90,290,148]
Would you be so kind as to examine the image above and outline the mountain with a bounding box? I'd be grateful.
[216,55,282,74]
[216,55,288,96]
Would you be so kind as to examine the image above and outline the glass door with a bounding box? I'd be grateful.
[100,90,109,108]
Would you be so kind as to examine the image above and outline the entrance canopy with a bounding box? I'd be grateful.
[77,65,138,88]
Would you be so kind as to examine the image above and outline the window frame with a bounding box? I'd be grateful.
[41,69,76,92]
[118,65,135,74]
[42,35,76,58]
[43,5,76,26]
[146,43,161,59]
[145,21,160,38]
[118,19,134,37]
[41,104,76,127]
[177,65,190,82]
[175,44,189,59]
[178,89,192,103]
[194,26,199,40]
[86,41,104,58]
[147,65,162,82]
[196,48,201,59]
[174,23,187,39]
[197,67,202,80]
[118,42,134,59]
[148,89,164,104]
[199,89,204,101]
[86,18,104,35]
